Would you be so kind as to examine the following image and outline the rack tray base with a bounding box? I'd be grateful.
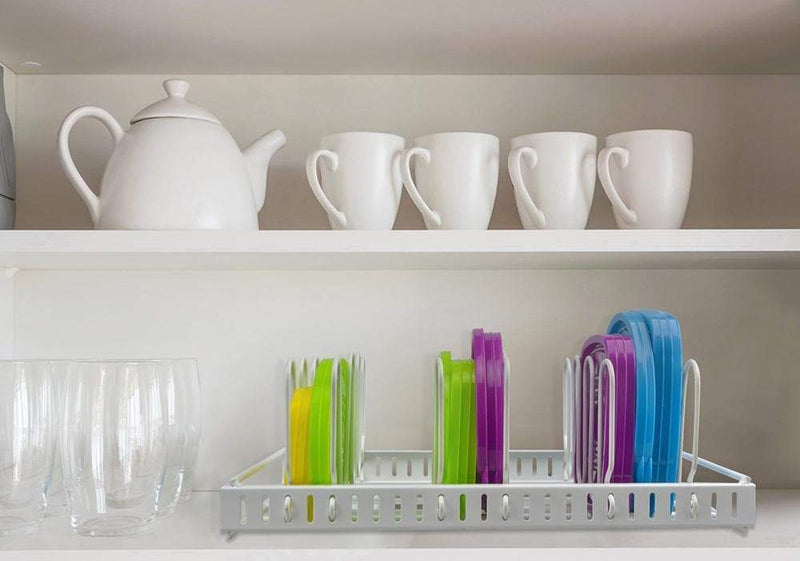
[221,450,754,534]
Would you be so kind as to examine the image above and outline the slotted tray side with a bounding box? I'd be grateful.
[220,449,755,534]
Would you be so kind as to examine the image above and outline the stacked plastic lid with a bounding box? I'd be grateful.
[433,329,509,484]
[284,355,366,485]
[575,334,636,484]
[572,309,686,484]
[608,310,684,483]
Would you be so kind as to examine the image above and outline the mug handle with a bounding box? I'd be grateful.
[401,147,442,228]
[58,106,125,226]
[597,146,638,225]
[306,149,347,228]
[508,146,546,229]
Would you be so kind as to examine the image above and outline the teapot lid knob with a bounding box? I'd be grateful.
[164,79,190,98]
[130,78,220,125]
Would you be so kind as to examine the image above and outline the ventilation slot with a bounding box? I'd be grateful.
[373,494,381,522]
[283,495,294,523]
[481,494,488,521]
[351,495,359,523]
[522,494,531,521]
[459,494,467,522]
[239,496,248,525]
[565,493,573,521]
[306,495,314,523]
[711,492,718,520]
[261,497,270,524]
[648,493,656,520]
[416,494,424,522]
[731,492,738,519]
[328,496,337,523]
[394,496,402,522]
[544,493,552,521]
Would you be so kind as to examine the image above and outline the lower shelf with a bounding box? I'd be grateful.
[221,449,755,533]
[4,489,800,555]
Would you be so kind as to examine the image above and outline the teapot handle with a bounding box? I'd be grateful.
[58,106,124,226]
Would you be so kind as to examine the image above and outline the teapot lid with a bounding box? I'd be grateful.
[130,79,221,125]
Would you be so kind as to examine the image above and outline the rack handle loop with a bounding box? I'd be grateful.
[562,357,575,480]
[579,355,595,483]
[597,358,616,484]
[680,359,701,483]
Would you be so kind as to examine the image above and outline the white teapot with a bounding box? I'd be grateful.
[58,79,286,229]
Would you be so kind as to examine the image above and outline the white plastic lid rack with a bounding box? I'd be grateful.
[222,353,755,535]
[220,448,754,535]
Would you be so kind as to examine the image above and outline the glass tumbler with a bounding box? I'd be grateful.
[61,361,165,536]
[156,358,201,514]
[0,361,57,536]
[45,361,67,517]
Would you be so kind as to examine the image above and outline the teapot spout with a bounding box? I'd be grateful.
[243,129,287,211]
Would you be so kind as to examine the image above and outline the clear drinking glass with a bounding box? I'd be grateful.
[45,361,67,517]
[61,361,165,536]
[0,361,57,536]
[156,358,201,514]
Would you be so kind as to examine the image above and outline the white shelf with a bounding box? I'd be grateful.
[0,490,797,556]
[0,230,799,271]
[1,1,799,74]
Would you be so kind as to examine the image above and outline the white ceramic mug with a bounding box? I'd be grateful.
[401,132,499,230]
[598,129,693,229]
[508,132,597,230]
[306,132,405,230]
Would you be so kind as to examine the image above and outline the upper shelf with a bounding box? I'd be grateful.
[0,230,799,271]
[1,0,799,75]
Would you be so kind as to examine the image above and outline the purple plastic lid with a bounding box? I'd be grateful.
[602,336,634,483]
[491,332,505,484]
[580,334,636,483]
[580,337,605,482]
[621,336,637,482]
[484,332,497,482]
[472,328,489,484]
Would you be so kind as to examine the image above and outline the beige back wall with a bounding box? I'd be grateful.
[13,74,800,230]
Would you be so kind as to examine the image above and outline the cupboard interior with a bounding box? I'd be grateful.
[2,70,800,549]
